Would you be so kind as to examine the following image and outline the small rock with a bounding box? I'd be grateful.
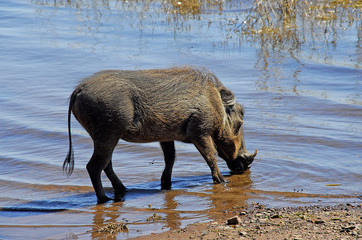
[240,211,247,215]
[341,225,355,232]
[259,218,267,223]
[264,212,271,216]
[227,216,242,225]
[239,231,247,236]
[355,224,361,230]
[224,226,234,230]
[314,219,325,224]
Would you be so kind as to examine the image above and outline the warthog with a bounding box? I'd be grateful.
[64,66,257,203]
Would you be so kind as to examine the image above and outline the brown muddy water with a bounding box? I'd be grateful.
[0,0,361,239]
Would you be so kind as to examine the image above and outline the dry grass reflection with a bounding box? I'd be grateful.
[236,0,360,48]
[32,0,360,47]
[229,0,361,91]
[31,0,360,71]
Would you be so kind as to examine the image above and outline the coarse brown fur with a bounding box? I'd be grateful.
[64,66,256,203]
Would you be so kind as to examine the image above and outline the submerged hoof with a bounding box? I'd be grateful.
[97,195,112,204]
[161,180,172,190]
[114,194,126,202]
[114,187,127,195]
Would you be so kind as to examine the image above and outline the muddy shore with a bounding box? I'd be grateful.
[131,203,362,240]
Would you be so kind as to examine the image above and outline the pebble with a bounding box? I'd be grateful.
[227,216,242,225]
[314,219,326,224]
[259,218,267,223]
[341,225,355,232]
[224,226,234,230]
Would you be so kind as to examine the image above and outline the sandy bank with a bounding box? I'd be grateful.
[131,203,361,240]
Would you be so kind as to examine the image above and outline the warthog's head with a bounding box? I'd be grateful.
[216,89,257,173]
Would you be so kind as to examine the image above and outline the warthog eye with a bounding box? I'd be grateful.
[234,120,242,135]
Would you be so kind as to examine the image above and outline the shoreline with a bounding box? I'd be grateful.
[130,203,362,239]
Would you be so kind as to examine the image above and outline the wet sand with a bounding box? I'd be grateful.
[131,203,362,240]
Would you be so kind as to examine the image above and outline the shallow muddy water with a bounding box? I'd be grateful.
[0,0,361,239]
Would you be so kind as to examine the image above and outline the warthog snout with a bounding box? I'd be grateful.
[227,150,257,173]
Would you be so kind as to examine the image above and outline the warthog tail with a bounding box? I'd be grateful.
[63,92,76,176]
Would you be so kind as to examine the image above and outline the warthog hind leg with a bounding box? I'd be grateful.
[86,139,118,203]
[104,159,126,195]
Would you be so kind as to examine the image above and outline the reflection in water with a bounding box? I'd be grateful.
[90,203,124,239]
[68,173,253,238]
[206,172,252,213]
[236,0,360,57]
[163,190,181,229]
[31,0,360,96]
[76,171,360,238]
[233,0,361,94]
[31,0,361,58]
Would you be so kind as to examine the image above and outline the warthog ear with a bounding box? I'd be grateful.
[220,89,235,106]
[220,89,235,113]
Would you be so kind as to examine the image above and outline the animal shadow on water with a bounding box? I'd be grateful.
[0,174,215,218]
[0,190,142,217]
[0,192,95,217]
[102,173,218,203]
[0,174,218,223]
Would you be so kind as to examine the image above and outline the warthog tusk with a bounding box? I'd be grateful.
[251,149,258,158]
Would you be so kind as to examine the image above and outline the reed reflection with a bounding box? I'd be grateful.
[30,0,360,90]
[235,0,361,90]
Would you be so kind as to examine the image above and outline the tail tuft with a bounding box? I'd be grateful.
[63,149,74,176]
[64,90,77,176]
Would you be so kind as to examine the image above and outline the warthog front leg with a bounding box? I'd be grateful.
[160,141,175,189]
[193,136,225,183]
